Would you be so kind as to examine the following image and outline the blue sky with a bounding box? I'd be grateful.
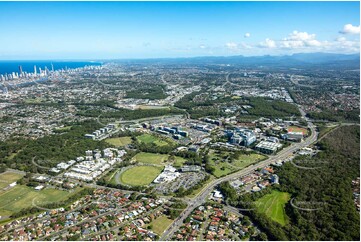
[0,1,359,59]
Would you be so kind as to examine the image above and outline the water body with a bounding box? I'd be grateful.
[0,60,102,75]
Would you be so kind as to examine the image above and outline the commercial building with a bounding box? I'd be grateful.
[227,128,257,147]
[153,165,180,184]
[181,165,201,172]
[255,141,283,154]
[285,131,303,142]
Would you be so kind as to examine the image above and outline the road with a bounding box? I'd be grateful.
[161,106,318,240]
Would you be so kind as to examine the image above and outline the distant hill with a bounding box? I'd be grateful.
[110,52,360,69]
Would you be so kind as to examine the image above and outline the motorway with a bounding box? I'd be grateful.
[160,106,318,240]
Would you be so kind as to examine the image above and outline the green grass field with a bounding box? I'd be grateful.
[208,150,265,177]
[173,156,187,168]
[149,215,174,235]
[137,134,170,147]
[255,190,291,226]
[287,126,308,135]
[209,159,237,177]
[133,152,188,168]
[120,166,162,186]
[231,154,266,169]
[133,152,169,166]
[0,185,77,217]
[0,172,24,189]
[105,136,132,147]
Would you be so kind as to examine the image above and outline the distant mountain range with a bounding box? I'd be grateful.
[110,52,360,69]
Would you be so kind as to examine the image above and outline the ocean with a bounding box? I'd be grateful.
[0,60,102,75]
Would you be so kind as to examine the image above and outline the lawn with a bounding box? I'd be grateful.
[208,150,265,177]
[0,185,76,217]
[209,159,237,177]
[149,215,174,235]
[105,136,132,147]
[231,154,266,169]
[255,190,291,226]
[173,156,187,168]
[0,172,24,189]
[137,134,170,147]
[287,126,308,135]
[120,166,162,186]
[133,152,169,166]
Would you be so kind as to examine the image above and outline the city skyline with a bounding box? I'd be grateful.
[0,1,359,60]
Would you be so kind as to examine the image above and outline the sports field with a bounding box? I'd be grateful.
[137,134,170,147]
[105,136,132,147]
[149,215,174,235]
[133,152,169,166]
[0,172,24,189]
[255,190,291,226]
[120,166,162,186]
[0,185,75,217]
[287,126,308,135]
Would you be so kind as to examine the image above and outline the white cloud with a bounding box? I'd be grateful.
[339,24,360,35]
[225,42,238,50]
[281,31,324,48]
[259,38,276,48]
[199,44,206,49]
[334,36,360,52]
[244,33,251,38]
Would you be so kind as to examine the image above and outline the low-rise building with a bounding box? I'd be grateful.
[255,141,282,154]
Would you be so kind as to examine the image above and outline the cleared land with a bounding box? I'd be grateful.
[133,152,187,168]
[137,134,171,147]
[287,126,308,135]
[0,185,76,217]
[120,166,162,186]
[133,152,169,166]
[231,154,266,169]
[149,215,174,235]
[209,159,236,177]
[0,172,24,189]
[255,190,291,226]
[208,150,266,177]
[105,136,132,147]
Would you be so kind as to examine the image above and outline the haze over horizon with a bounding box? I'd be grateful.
[0,1,359,60]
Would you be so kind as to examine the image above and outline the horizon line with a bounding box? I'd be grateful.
[0,51,359,62]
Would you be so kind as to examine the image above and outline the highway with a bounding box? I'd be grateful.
[161,106,318,240]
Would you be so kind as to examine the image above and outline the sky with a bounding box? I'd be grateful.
[0,1,359,60]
